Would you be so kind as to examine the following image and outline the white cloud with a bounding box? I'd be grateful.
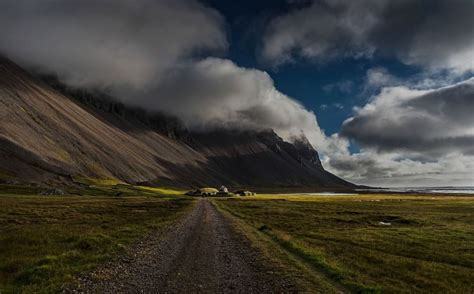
[323,150,474,187]
[333,103,344,110]
[366,67,400,88]
[322,78,474,187]
[133,57,340,153]
[323,80,354,94]
[342,78,474,156]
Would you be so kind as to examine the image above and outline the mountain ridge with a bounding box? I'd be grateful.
[0,56,354,189]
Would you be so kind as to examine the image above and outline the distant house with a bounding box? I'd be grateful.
[235,190,256,196]
[185,187,219,196]
[216,185,234,196]
[219,185,229,193]
[185,186,253,197]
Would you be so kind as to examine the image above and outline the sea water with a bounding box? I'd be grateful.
[356,186,474,194]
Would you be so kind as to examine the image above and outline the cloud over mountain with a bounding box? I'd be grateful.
[0,0,336,154]
[0,0,227,89]
[133,57,330,148]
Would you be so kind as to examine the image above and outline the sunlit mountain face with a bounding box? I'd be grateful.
[1,0,473,187]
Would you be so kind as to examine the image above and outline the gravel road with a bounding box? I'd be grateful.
[69,199,297,293]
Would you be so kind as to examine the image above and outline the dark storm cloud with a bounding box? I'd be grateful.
[0,0,336,152]
[326,155,381,178]
[262,0,474,73]
[262,0,380,65]
[369,0,474,73]
[0,0,227,89]
[341,78,474,157]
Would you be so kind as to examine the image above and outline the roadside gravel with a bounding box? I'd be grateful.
[67,198,297,293]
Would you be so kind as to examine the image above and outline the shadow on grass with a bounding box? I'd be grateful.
[258,226,382,294]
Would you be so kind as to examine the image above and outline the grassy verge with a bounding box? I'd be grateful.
[213,200,344,293]
[0,184,193,293]
[214,194,474,293]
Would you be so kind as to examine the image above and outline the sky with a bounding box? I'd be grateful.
[0,0,473,187]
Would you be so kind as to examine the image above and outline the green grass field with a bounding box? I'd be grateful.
[0,184,193,293]
[2,184,473,293]
[214,194,474,293]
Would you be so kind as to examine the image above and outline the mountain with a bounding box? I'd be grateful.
[0,56,354,189]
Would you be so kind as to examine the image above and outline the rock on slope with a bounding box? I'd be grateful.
[0,56,353,188]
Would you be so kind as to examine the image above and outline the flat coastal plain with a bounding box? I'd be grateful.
[1,185,473,293]
[215,194,474,293]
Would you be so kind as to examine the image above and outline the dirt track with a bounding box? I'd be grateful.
[70,199,297,293]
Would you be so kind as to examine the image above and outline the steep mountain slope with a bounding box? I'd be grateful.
[0,56,353,188]
[190,130,349,187]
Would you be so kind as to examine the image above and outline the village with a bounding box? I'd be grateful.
[185,186,256,197]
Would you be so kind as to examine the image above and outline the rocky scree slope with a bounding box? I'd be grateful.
[0,56,353,188]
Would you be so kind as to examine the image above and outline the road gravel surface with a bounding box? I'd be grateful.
[69,199,297,293]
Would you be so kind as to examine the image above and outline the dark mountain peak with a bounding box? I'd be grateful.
[291,132,322,167]
[291,131,312,146]
[255,130,323,169]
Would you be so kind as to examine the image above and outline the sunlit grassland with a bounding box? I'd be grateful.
[214,194,474,293]
[0,184,193,293]
[69,176,187,196]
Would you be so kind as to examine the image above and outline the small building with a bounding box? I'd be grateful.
[219,185,229,193]
[234,190,256,196]
[185,187,219,196]
[216,185,235,196]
